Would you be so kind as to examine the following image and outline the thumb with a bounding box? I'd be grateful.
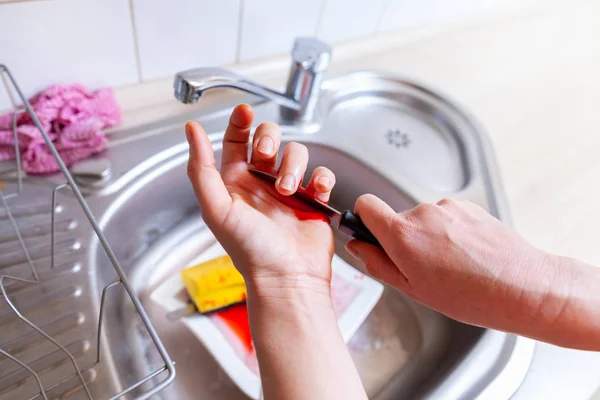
[345,239,409,291]
[354,194,399,249]
[185,121,232,226]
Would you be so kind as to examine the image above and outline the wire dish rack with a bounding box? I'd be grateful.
[0,64,175,399]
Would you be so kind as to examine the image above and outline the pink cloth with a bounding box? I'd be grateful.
[0,84,121,174]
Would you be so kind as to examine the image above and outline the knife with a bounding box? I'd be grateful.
[248,168,381,248]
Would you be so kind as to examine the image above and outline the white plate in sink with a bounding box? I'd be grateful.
[150,237,383,399]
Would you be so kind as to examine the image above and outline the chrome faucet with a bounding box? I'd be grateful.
[173,37,332,122]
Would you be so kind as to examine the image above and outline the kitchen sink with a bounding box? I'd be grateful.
[0,71,534,399]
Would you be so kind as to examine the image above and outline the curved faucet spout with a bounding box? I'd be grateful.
[174,68,301,111]
[173,37,331,122]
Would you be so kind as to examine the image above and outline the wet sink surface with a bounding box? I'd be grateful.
[0,72,534,399]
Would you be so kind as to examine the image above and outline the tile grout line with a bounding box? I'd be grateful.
[128,0,144,83]
[235,0,245,63]
[0,0,51,4]
[374,0,393,34]
[314,0,328,37]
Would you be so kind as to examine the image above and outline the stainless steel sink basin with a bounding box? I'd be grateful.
[0,71,534,399]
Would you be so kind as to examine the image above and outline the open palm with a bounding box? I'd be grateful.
[186,104,337,290]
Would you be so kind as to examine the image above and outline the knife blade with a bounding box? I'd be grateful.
[248,167,381,247]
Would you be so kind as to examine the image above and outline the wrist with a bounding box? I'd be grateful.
[244,273,338,353]
[245,273,333,312]
[548,254,600,348]
[522,251,600,349]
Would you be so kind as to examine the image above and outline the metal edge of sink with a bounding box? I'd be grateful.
[77,70,537,399]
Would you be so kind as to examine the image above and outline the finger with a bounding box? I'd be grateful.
[276,142,309,195]
[436,197,460,209]
[221,104,254,169]
[305,166,336,203]
[345,240,410,291]
[186,121,232,226]
[354,194,399,246]
[250,121,281,167]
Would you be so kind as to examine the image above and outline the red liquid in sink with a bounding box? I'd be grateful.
[214,273,359,351]
[209,270,360,377]
[216,304,253,351]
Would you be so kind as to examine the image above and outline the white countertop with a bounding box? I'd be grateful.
[114,1,600,398]
[513,342,600,400]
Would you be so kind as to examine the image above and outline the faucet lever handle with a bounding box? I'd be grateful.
[291,37,332,73]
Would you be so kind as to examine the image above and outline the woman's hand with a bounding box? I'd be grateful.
[185,104,336,296]
[347,195,600,350]
[185,104,367,400]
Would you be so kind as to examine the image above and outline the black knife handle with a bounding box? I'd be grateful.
[338,210,381,248]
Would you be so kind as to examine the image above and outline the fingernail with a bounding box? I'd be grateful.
[345,242,360,259]
[257,136,274,155]
[316,175,331,189]
[185,122,193,140]
[279,174,296,191]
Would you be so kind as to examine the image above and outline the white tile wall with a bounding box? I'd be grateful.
[317,0,387,43]
[133,0,241,81]
[0,78,12,111]
[379,0,477,32]
[0,0,556,110]
[0,0,138,103]
[239,0,323,61]
[379,0,531,32]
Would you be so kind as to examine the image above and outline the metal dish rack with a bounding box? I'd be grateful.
[0,64,175,399]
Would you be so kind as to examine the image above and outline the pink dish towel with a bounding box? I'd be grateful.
[0,84,121,175]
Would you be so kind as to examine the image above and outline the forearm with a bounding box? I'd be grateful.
[246,278,367,400]
[527,253,600,350]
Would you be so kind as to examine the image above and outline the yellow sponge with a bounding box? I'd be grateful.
[180,255,247,314]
